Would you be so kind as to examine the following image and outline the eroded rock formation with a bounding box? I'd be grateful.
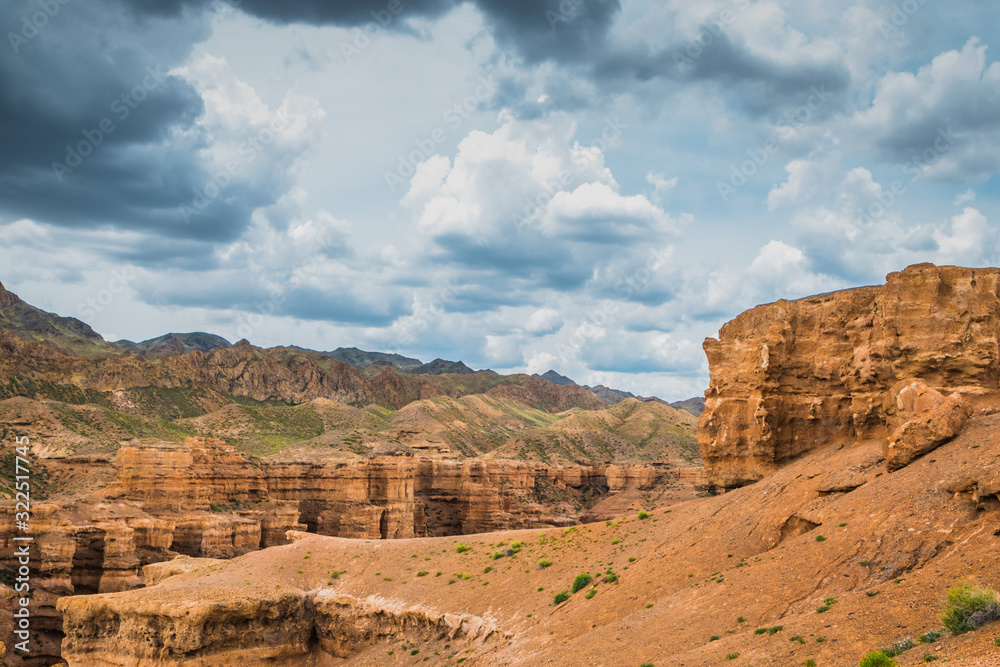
[699,263,999,488]
[263,453,691,539]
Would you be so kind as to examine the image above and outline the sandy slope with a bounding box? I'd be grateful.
[59,414,1000,666]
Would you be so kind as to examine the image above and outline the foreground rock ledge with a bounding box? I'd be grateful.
[698,263,1000,488]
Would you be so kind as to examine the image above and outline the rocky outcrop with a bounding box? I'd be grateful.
[313,591,501,658]
[884,379,968,471]
[103,437,304,556]
[699,263,999,488]
[58,586,317,666]
[57,584,503,666]
[107,437,269,510]
[0,281,18,307]
[263,454,694,539]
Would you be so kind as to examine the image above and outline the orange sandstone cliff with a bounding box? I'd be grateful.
[699,263,1000,488]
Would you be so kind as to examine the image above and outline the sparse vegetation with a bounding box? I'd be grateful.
[941,583,1000,635]
[455,543,471,553]
[860,652,896,667]
[572,573,593,593]
[918,629,942,644]
[881,637,916,657]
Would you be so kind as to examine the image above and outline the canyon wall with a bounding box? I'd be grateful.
[699,263,1000,488]
[262,454,687,539]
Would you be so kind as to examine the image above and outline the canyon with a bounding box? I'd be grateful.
[5,263,1000,665]
[2,434,703,664]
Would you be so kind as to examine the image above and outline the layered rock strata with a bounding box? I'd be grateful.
[699,263,1000,488]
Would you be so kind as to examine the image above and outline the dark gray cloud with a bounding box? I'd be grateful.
[0,0,312,260]
[131,0,852,121]
[138,271,409,326]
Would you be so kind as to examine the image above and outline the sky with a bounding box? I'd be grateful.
[1,0,998,401]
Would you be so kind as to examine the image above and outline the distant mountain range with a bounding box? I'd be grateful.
[116,332,233,358]
[0,281,703,411]
[531,368,705,416]
[289,346,422,370]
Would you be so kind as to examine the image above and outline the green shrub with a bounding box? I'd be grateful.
[859,652,896,667]
[941,583,1000,635]
[805,661,817,667]
[726,653,739,660]
[455,543,470,553]
[918,629,941,644]
[637,510,650,520]
[553,591,570,604]
[815,535,826,542]
[866,590,880,597]
[491,551,503,560]
[416,571,428,577]
[585,589,596,599]
[816,605,831,613]
[572,573,593,593]
[538,558,552,568]
[881,637,916,657]
[710,635,720,641]
[922,655,937,663]
[483,566,492,574]
[790,635,806,644]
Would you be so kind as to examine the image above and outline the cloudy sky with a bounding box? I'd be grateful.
[1,0,998,400]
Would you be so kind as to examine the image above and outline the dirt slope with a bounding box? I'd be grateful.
[56,412,1000,666]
